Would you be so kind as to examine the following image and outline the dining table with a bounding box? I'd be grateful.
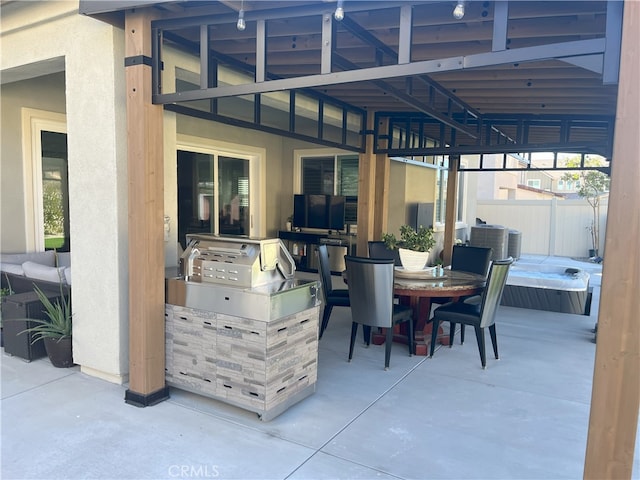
[374,266,487,355]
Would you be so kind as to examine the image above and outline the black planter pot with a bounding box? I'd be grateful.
[44,337,74,368]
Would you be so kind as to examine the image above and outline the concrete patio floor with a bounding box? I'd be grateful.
[2,255,637,479]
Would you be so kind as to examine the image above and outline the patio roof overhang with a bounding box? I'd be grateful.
[81,0,621,171]
[79,3,639,478]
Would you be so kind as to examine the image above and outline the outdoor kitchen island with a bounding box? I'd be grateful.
[165,235,320,421]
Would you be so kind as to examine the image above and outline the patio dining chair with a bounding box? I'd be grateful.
[368,241,401,266]
[317,244,350,339]
[450,245,493,277]
[345,255,414,370]
[431,245,493,343]
[429,257,513,369]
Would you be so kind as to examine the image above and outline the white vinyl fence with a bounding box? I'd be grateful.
[475,197,608,258]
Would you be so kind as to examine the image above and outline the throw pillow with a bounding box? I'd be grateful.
[0,250,56,267]
[0,262,24,276]
[21,261,67,284]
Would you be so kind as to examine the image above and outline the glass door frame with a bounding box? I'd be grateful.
[176,135,265,239]
[21,108,67,251]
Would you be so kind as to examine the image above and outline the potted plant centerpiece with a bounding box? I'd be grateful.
[382,225,436,271]
[20,283,73,368]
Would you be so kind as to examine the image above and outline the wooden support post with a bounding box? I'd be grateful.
[442,156,459,266]
[356,113,377,256]
[584,1,639,477]
[124,9,169,407]
[373,117,390,239]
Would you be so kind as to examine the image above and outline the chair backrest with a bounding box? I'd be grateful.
[317,244,333,301]
[478,257,513,328]
[368,241,401,266]
[451,245,493,277]
[345,255,395,328]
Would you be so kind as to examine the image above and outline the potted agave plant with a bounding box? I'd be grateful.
[20,283,73,368]
[382,224,436,271]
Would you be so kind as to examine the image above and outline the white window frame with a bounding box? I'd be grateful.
[176,134,266,237]
[21,108,67,251]
[293,148,353,194]
[527,179,542,189]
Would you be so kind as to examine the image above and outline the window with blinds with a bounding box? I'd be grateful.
[301,154,359,224]
[302,156,334,194]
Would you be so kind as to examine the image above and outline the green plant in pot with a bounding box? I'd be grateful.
[1,273,15,347]
[382,225,436,271]
[20,284,73,368]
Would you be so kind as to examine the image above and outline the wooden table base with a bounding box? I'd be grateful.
[371,322,449,356]
[371,295,453,356]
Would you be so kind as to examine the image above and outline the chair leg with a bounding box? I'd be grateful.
[448,322,456,347]
[348,322,358,361]
[429,318,440,358]
[489,324,499,359]
[474,326,487,369]
[407,318,414,356]
[384,327,393,370]
[319,304,333,339]
[460,324,466,344]
[363,325,371,346]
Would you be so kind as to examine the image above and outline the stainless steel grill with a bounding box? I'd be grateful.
[165,234,320,421]
[170,234,317,319]
[180,234,295,288]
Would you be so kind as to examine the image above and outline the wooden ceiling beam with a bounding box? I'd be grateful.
[154,0,617,130]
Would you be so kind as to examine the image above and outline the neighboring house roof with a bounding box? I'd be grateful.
[517,184,565,198]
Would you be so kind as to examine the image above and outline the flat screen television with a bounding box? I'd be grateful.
[293,194,346,231]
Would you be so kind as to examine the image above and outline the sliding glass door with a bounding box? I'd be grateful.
[217,156,250,236]
[41,131,70,251]
[177,150,252,249]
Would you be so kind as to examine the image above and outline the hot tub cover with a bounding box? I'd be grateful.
[506,264,590,291]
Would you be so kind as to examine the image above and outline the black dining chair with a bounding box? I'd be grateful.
[431,245,493,342]
[450,245,493,277]
[317,244,350,339]
[429,257,513,369]
[345,255,414,370]
[368,241,401,266]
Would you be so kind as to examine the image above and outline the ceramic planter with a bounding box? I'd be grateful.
[44,337,73,368]
[398,248,430,271]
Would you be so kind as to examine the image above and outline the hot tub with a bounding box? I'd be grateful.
[501,263,591,315]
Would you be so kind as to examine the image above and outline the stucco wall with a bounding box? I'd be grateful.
[1,1,129,384]
[387,160,437,236]
[1,73,67,252]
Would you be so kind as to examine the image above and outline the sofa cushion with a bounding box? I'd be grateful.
[0,262,25,276]
[21,261,67,284]
[64,267,72,286]
[57,252,71,268]
[0,251,56,267]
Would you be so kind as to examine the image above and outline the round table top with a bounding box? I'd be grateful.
[393,267,486,295]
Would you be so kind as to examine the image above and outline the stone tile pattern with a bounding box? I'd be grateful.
[165,304,319,418]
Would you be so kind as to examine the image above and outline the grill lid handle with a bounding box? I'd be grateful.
[276,240,296,279]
